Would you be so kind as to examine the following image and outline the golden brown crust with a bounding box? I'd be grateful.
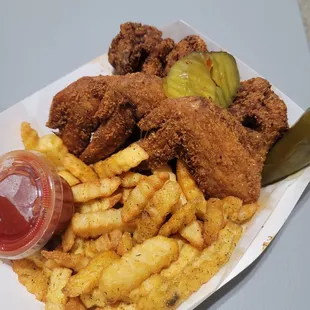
[47,74,288,204]
[47,73,166,162]
[229,77,289,165]
[164,35,208,75]
[108,22,163,75]
[108,23,208,77]
[138,97,262,203]
[46,76,113,155]
[142,38,175,77]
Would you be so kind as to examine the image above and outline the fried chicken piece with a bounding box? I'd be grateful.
[164,35,208,75]
[47,73,166,164]
[141,38,175,77]
[229,77,288,165]
[138,97,262,203]
[108,23,208,77]
[108,22,163,75]
[80,73,166,163]
[79,90,136,164]
[46,76,114,156]
[109,72,166,118]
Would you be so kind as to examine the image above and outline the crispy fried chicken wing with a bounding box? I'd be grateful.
[138,97,262,203]
[46,76,113,155]
[47,73,166,164]
[229,77,288,165]
[47,73,288,203]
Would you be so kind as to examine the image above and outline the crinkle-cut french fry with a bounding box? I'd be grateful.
[179,191,188,205]
[120,188,132,204]
[46,268,72,310]
[152,163,176,181]
[133,211,159,244]
[71,238,86,256]
[129,274,163,304]
[222,196,243,221]
[96,234,113,253]
[21,122,39,150]
[79,193,122,214]
[58,170,80,186]
[20,122,68,168]
[158,198,202,237]
[130,242,200,303]
[65,297,86,310]
[63,153,98,183]
[80,287,107,308]
[99,236,179,303]
[96,303,136,310]
[84,239,98,258]
[62,223,76,253]
[136,222,242,310]
[221,196,257,224]
[72,209,136,238]
[170,200,183,214]
[12,259,49,302]
[64,251,119,297]
[180,220,204,249]
[93,143,149,179]
[176,160,207,219]
[235,203,259,224]
[71,237,111,259]
[72,230,126,258]
[176,160,205,201]
[72,177,121,203]
[26,251,47,269]
[109,230,123,250]
[37,134,68,167]
[203,198,225,246]
[134,181,181,243]
[121,172,147,188]
[44,259,60,270]
[161,243,200,279]
[121,173,169,222]
[41,250,89,272]
[117,232,134,256]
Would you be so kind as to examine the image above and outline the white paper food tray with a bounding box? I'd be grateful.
[0,20,309,310]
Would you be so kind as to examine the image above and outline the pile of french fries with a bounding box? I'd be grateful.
[13,122,259,310]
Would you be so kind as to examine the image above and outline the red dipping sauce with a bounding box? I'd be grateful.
[0,150,74,259]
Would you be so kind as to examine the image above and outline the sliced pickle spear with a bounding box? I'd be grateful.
[262,108,310,186]
[163,52,218,103]
[210,52,240,105]
[163,51,240,109]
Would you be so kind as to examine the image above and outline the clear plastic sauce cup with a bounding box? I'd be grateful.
[0,150,74,259]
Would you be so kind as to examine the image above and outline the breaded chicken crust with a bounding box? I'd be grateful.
[108,22,208,77]
[138,97,262,203]
[46,73,166,163]
[108,22,163,75]
[47,75,288,203]
[229,77,288,165]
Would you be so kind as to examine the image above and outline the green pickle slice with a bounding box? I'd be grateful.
[163,52,217,102]
[262,108,310,186]
[163,51,240,108]
[210,52,240,105]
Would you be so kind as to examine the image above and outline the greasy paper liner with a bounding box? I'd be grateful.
[0,20,309,310]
